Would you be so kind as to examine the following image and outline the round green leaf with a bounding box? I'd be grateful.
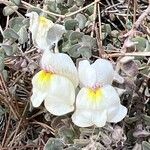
[9,17,26,32]
[85,5,94,15]
[142,114,150,126]
[1,44,13,56]
[69,31,83,43]
[3,28,19,40]
[65,19,78,30]
[142,141,150,150]
[102,24,111,35]
[44,138,64,150]
[10,0,21,5]
[81,35,97,49]
[3,5,18,16]
[75,13,87,29]
[67,44,81,58]
[78,46,92,58]
[131,36,150,52]
[2,70,8,81]
[0,49,5,72]
[75,0,85,6]
[62,42,71,52]
[67,0,74,7]
[58,126,75,143]
[65,147,79,150]
[18,26,28,44]
[0,106,5,116]
[69,5,79,12]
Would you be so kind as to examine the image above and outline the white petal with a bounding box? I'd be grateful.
[72,109,107,127]
[31,88,46,107]
[91,59,114,85]
[41,51,79,88]
[93,110,107,127]
[35,16,54,50]
[44,75,75,116]
[102,85,120,107]
[72,110,93,127]
[78,60,96,87]
[75,85,120,111]
[72,105,107,127]
[26,12,54,50]
[108,105,127,123]
[45,99,74,116]
[73,85,124,127]
[31,70,53,107]
[73,87,106,127]
[75,87,98,110]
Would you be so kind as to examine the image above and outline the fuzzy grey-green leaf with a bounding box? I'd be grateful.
[75,13,87,29]
[9,17,27,32]
[65,19,78,30]
[18,26,28,44]
[62,42,71,52]
[142,141,150,150]
[78,46,92,58]
[81,35,97,49]
[69,31,83,43]
[0,49,5,72]
[58,126,75,143]
[3,28,19,40]
[11,0,21,5]
[1,44,13,56]
[131,36,150,52]
[44,138,64,150]
[3,5,18,16]
[67,44,81,58]
[3,70,8,81]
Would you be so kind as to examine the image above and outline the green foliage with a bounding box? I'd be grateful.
[142,141,150,150]
[64,147,79,150]
[44,138,64,150]
[58,126,76,143]
[131,36,150,52]
[101,24,111,40]
[142,115,150,126]
[2,16,29,46]
[1,44,13,56]
[3,5,18,16]
[65,19,79,30]
[18,26,28,44]
[61,31,97,58]
[0,106,5,116]
[75,13,87,30]
[0,49,5,72]
[9,17,28,32]
[10,0,21,6]
[3,28,19,40]
[0,0,149,149]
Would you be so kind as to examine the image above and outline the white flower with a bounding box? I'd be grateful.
[72,59,127,127]
[26,12,65,51]
[31,50,78,116]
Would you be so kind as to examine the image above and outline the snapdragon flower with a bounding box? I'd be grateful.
[31,50,78,116]
[72,59,127,127]
[26,12,65,51]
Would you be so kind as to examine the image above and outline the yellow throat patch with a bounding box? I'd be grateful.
[87,88,103,102]
[37,70,54,87]
[39,16,49,27]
